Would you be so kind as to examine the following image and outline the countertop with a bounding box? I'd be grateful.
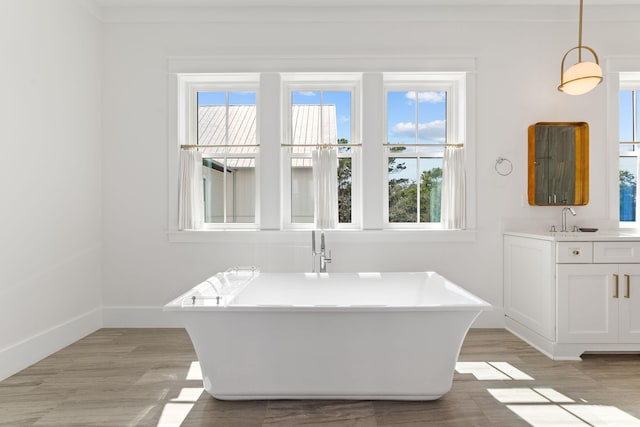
[504,230,640,242]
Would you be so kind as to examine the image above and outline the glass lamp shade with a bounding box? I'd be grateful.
[558,61,603,95]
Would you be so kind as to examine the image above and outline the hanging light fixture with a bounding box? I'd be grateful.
[558,0,602,95]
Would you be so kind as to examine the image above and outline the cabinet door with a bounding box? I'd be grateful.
[619,265,640,342]
[557,264,618,343]
[504,236,555,340]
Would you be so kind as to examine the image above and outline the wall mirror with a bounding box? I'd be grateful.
[528,122,589,206]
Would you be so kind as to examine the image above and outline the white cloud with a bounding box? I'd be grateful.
[405,91,446,103]
[338,115,350,123]
[296,91,317,96]
[392,120,446,142]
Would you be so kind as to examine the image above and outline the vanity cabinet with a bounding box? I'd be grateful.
[557,264,640,343]
[504,234,640,360]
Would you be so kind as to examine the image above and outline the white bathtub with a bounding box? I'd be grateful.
[164,269,491,401]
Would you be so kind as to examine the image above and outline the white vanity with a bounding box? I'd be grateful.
[504,231,640,360]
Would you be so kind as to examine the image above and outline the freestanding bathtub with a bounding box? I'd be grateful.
[164,268,491,401]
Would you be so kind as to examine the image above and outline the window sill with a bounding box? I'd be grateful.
[167,228,477,244]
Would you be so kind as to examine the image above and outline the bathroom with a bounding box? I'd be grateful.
[2,0,640,425]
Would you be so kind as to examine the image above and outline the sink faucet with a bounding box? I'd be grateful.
[561,207,577,232]
[311,230,331,273]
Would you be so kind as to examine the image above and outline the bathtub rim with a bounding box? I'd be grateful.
[164,270,491,313]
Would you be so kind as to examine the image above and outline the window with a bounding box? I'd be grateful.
[180,74,260,229]
[619,78,640,223]
[383,74,464,228]
[172,66,472,236]
[281,74,361,230]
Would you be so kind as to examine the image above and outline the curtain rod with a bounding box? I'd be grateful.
[280,143,362,148]
[181,143,362,149]
[383,143,463,148]
[181,143,461,149]
[181,144,259,149]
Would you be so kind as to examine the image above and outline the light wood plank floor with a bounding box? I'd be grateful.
[2,328,640,426]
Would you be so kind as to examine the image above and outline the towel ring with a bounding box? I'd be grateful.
[495,157,513,176]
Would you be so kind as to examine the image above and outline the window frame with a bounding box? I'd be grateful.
[181,74,261,230]
[382,74,464,230]
[168,57,476,241]
[280,73,362,231]
[619,78,640,225]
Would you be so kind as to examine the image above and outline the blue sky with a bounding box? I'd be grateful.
[620,90,636,143]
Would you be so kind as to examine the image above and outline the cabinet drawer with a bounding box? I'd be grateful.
[556,242,593,263]
[593,242,640,263]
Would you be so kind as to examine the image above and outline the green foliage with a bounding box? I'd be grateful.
[337,138,352,223]
[388,146,442,223]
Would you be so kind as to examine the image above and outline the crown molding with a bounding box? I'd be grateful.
[96,4,640,24]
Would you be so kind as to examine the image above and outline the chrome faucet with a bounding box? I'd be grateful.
[319,232,331,273]
[311,230,331,273]
[561,207,577,232]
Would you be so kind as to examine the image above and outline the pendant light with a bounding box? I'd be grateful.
[557,0,603,95]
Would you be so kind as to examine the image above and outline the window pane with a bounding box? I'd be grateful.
[620,156,637,222]
[292,91,321,145]
[620,90,634,143]
[202,158,225,223]
[202,158,256,224]
[323,91,351,144]
[198,91,226,145]
[417,91,447,144]
[291,159,314,223]
[197,91,257,147]
[419,158,443,223]
[388,157,417,223]
[338,157,352,223]
[228,91,256,105]
[387,91,417,145]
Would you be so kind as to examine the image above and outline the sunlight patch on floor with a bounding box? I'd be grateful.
[186,361,202,381]
[507,404,589,426]
[468,361,640,427]
[455,361,533,380]
[156,362,204,427]
[562,405,640,426]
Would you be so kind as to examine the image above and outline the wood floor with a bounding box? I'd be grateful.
[2,328,640,426]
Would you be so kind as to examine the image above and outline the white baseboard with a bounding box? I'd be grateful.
[102,306,184,328]
[0,308,102,381]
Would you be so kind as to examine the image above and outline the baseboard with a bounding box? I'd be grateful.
[102,306,184,328]
[0,307,102,381]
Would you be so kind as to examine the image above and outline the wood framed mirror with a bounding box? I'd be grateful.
[528,122,589,206]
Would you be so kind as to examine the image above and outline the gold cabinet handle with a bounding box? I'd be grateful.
[625,274,631,299]
[614,274,619,298]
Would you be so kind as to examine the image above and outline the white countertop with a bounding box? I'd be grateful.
[504,230,640,241]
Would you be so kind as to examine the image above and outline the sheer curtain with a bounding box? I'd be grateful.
[312,147,338,229]
[441,145,465,229]
[178,149,204,230]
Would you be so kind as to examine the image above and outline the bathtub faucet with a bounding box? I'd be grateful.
[311,230,332,273]
[319,232,332,273]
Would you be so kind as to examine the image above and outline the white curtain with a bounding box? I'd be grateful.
[441,145,466,229]
[312,147,338,230]
[178,149,204,230]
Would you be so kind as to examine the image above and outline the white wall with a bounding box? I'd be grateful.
[100,7,640,327]
[0,0,103,380]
